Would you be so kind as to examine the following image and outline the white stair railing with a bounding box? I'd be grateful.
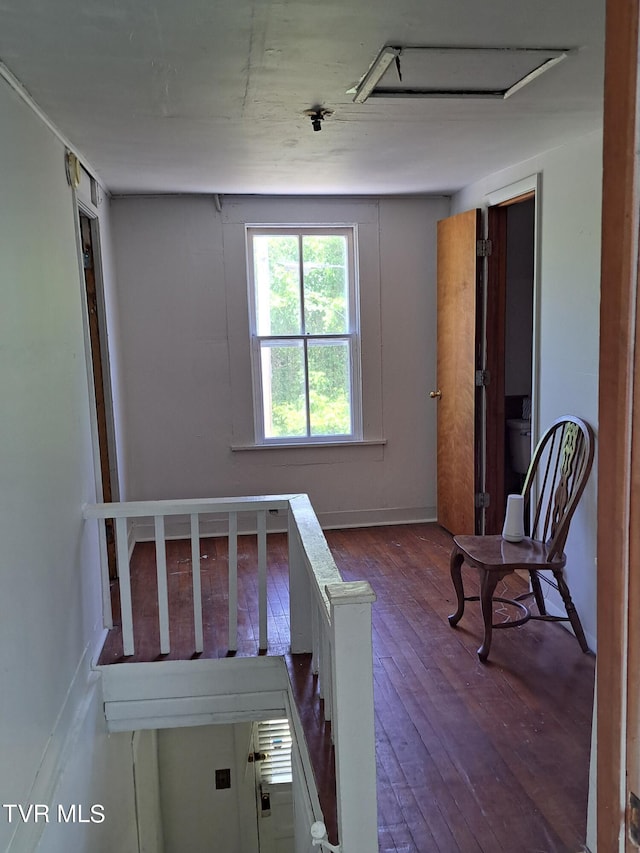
[287,497,377,852]
[84,493,377,852]
[84,495,291,656]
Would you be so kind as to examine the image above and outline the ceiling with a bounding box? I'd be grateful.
[0,0,605,196]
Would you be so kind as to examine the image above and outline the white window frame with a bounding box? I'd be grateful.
[246,225,363,446]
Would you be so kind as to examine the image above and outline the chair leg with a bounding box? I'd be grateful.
[477,570,502,662]
[448,548,466,627]
[553,568,590,653]
[530,570,547,615]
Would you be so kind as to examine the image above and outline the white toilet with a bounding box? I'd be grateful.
[506,418,532,474]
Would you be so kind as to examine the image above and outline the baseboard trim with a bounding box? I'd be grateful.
[318,506,437,530]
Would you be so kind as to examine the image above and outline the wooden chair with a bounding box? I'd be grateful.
[448,415,595,662]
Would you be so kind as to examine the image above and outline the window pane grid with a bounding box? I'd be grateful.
[254,234,302,336]
[259,337,354,439]
[248,226,360,444]
[309,338,352,436]
[260,340,306,438]
[302,234,349,335]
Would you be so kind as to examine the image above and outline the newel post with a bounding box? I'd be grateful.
[326,581,377,852]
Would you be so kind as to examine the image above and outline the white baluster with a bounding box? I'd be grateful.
[311,599,320,674]
[257,509,268,651]
[228,511,238,652]
[154,515,170,655]
[98,519,113,628]
[115,516,134,656]
[190,513,203,653]
[320,623,332,723]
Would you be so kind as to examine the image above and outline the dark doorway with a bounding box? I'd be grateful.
[485,194,536,533]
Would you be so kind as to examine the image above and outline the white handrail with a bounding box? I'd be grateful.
[83,494,294,519]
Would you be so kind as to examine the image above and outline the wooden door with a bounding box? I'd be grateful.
[434,209,482,535]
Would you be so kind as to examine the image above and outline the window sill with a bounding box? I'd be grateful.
[231,439,387,452]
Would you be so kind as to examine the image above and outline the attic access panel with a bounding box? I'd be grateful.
[352,46,569,102]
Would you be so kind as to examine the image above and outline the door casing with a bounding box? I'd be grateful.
[596,0,640,847]
[77,204,119,580]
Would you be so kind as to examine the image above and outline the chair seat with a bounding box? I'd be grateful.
[453,534,566,573]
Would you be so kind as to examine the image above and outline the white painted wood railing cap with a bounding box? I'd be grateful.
[325,580,376,605]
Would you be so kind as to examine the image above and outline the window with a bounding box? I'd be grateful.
[247,227,361,444]
[256,718,293,784]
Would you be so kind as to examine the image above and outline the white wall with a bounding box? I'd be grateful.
[453,130,602,650]
[132,730,164,853]
[111,194,449,527]
[158,722,257,853]
[0,77,137,851]
[34,690,139,853]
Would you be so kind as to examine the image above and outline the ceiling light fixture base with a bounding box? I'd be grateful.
[304,107,333,131]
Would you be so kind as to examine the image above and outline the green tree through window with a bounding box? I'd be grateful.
[249,228,361,442]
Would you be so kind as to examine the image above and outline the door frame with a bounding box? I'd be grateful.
[75,197,120,613]
[597,0,640,847]
[77,200,120,502]
[483,174,541,533]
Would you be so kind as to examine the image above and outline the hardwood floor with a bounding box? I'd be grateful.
[330,525,594,853]
[99,523,595,852]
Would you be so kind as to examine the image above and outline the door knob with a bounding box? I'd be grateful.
[429,390,442,399]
